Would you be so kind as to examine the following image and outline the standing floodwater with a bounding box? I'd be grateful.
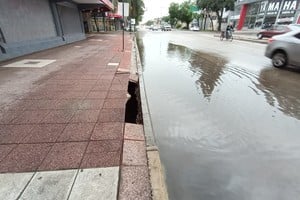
[137,30,300,200]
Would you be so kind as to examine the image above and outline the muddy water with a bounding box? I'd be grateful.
[137,32,300,200]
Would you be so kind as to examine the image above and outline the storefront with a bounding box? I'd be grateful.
[0,0,114,61]
[235,0,300,30]
[81,11,122,33]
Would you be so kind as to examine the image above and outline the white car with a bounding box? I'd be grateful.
[265,24,300,68]
[190,26,200,31]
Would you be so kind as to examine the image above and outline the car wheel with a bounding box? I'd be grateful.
[272,52,287,68]
[257,33,263,39]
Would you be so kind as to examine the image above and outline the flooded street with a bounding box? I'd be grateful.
[137,31,300,200]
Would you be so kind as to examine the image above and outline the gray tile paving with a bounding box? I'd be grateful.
[20,170,77,200]
[0,172,34,200]
[69,167,119,200]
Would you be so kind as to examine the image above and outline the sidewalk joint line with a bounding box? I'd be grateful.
[16,172,37,199]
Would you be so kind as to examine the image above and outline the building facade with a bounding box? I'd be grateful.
[0,0,113,61]
[234,0,300,30]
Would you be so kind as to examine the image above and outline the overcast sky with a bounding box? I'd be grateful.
[142,0,185,22]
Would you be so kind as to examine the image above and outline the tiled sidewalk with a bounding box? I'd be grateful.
[0,32,151,199]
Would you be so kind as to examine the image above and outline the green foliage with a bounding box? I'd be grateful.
[161,16,170,24]
[145,20,154,26]
[127,0,145,24]
[168,1,194,28]
[196,0,234,30]
[179,1,194,28]
[169,2,180,26]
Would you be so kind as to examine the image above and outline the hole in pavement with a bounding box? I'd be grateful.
[125,81,143,124]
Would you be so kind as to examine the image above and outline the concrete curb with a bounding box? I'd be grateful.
[132,35,169,200]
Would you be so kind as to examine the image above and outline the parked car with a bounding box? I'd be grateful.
[190,26,200,31]
[265,25,300,68]
[161,24,171,31]
[150,25,159,31]
[257,25,290,39]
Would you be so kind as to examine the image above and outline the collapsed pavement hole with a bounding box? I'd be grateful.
[125,81,143,124]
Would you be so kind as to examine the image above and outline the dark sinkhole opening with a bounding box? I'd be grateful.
[125,81,143,124]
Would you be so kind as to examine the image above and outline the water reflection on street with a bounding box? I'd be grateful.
[137,32,300,200]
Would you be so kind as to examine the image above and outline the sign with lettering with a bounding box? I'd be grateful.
[263,0,299,16]
[259,1,268,15]
[281,0,298,15]
[266,0,281,15]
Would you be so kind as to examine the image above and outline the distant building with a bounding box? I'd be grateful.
[233,0,300,30]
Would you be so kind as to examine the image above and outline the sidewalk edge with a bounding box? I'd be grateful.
[132,35,169,200]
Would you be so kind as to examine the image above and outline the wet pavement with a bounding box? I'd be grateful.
[137,30,300,200]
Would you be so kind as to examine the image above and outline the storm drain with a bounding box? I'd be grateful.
[125,81,143,124]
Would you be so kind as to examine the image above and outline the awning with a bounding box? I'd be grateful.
[100,0,113,10]
[73,0,114,11]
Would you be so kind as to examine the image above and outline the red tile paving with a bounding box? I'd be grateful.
[80,140,122,168]
[57,123,95,142]
[27,100,59,110]
[0,33,133,173]
[79,99,105,110]
[119,166,152,200]
[107,90,128,99]
[22,124,66,143]
[70,109,100,123]
[0,125,35,144]
[55,99,83,110]
[0,144,52,173]
[12,110,50,124]
[91,122,124,140]
[0,110,23,124]
[42,110,75,124]
[0,144,16,161]
[86,91,108,99]
[122,140,147,166]
[39,142,88,171]
[81,151,121,168]
[103,98,128,109]
[98,108,126,122]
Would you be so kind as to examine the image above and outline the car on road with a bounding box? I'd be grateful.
[265,24,300,68]
[150,25,159,31]
[161,24,172,31]
[190,26,200,31]
[257,25,290,39]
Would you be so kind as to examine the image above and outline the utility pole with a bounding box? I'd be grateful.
[122,0,124,51]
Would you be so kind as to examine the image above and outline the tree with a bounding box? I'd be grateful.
[169,3,180,27]
[124,0,145,24]
[169,1,194,29]
[145,20,154,26]
[196,0,234,31]
[178,1,194,29]
[161,16,170,24]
